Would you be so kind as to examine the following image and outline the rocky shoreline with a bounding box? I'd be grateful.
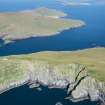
[0,62,104,105]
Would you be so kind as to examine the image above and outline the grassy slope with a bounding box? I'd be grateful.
[1,47,105,82]
[0,59,28,86]
[33,48,105,82]
[0,7,84,42]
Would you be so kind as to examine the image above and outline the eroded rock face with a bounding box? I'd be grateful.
[25,62,105,104]
[0,60,104,104]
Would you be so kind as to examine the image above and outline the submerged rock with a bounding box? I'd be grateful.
[55,102,63,105]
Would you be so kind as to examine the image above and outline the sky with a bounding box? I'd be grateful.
[0,0,105,6]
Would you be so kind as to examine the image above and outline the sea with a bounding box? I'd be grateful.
[0,0,105,105]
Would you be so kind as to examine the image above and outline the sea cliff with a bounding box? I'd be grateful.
[0,48,105,104]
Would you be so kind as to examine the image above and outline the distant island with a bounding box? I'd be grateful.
[0,47,105,104]
[0,7,85,44]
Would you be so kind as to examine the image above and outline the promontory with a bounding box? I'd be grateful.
[0,47,105,104]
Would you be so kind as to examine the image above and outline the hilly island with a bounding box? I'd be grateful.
[0,7,85,44]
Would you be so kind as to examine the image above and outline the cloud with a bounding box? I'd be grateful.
[57,0,105,6]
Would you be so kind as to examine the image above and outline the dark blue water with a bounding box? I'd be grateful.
[0,1,105,56]
[0,0,104,105]
[0,85,98,105]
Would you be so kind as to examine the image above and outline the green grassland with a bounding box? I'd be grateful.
[0,7,85,43]
[0,47,105,83]
[0,59,28,86]
[31,47,105,82]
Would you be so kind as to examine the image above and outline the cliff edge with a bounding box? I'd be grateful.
[0,48,105,104]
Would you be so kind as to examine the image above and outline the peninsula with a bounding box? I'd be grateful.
[0,7,85,44]
[0,47,105,104]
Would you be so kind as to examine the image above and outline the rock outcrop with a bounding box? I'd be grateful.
[0,59,104,104]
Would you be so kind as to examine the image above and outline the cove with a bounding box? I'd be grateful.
[0,85,98,105]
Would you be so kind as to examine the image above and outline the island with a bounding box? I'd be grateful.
[0,7,85,44]
[0,47,105,104]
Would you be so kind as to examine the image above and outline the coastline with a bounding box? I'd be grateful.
[0,20,85,46]
[0,81,28,95]
[0,5,104,105]
[0,7,85,44]
[0,53,105,104]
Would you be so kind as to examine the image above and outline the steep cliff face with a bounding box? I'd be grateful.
[0,58,104,104]
[0,48,105,104]
[26,62,105,103]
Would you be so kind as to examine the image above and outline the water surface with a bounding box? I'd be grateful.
[0,85,98,105]
[0,1,105,56]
